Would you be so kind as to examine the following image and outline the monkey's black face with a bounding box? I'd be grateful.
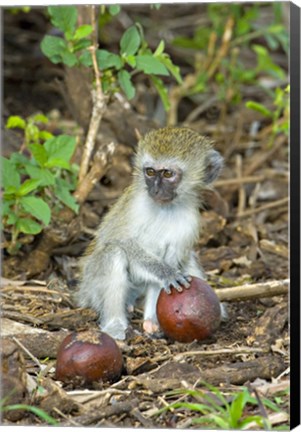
[143,167,182,203]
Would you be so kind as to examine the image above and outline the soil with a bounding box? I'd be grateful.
[1,5,289,428]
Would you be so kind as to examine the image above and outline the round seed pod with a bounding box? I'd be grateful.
[55,330,123,383]
[156,277,221,342]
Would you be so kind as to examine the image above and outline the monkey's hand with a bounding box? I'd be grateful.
[161,270,192,294]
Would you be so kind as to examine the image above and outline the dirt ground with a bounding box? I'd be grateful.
[1,5,289,428]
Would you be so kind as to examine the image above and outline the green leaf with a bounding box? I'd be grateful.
[96,50,123,70]
[55,178,79,213]
[73,38,91,52]
[20,196,51,225]
[2,201,14,218]
[79,50,92,67]
[202,414,229,429]
[7,212,18,225]
[10,152,29,167]
[1,404,58,426]
[25,165,55,186]
[73,24,93,40]
[48,6,77,35]
[245,101,273,117]
[39,130,53,141]
[252,44,285,79]
[1,157,21,189]
[44,135,76,165]
[16,218,43,235]
[3,186,18,199]
[150,76,170,111]
[29,143,48,166]
[156,54,183,83]
[55,183,79,212]
[124,55,136,68]
[229,391,248,427]
[61,50,78,67]
[45,158,70,169]
[25,123,40,144]
[40,35,67,62]
[154,40,165,56]
[120,25,141,56]
[32,113,48,124]
[239,415,264,429]
[117,70,135,100]
[136,55,169,76]
[18,179,41,196]
[109,5,121,16]
[6,115,26,129]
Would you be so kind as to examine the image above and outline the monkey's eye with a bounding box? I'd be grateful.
[145,168,156,177]
[163,170,174,178]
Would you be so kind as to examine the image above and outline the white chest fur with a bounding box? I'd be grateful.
[128,192,200,265]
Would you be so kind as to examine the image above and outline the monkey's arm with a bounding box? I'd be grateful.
[118,239,191,292]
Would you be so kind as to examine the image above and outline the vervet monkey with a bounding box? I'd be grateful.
[78,127,224,340]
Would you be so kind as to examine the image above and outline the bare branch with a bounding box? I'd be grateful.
[216,279,289,302]
[74,141,116,204]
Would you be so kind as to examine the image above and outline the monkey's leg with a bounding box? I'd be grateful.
[79,245,130,340]
[143,285,160,334]
[99,248,131,340]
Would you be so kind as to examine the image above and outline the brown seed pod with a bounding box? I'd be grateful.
[55,330,123,383]
[156,277,221,342]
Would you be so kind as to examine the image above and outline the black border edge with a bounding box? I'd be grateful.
[290,1,301,430]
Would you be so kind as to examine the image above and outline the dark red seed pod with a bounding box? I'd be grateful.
[156,277,221,342]
[55,330,123,383]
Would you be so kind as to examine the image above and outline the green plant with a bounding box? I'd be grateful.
[0,401,58,425]
[2,114,78,254]
[9,7,31,14]
[40,6,182,110]
[173,3,288,53]
[158,383,289,429]
[167,2,288,118]
[246,84,289,142]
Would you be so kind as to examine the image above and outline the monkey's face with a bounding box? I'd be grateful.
[143,165,183,204]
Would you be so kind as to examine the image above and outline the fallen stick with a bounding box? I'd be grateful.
[216,279,289,302]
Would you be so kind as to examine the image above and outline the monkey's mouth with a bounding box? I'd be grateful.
[149,193,176,204]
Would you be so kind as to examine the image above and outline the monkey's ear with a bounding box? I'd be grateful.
[203,150,223,184]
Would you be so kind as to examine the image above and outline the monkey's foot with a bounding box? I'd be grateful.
[143,319,160,334]
[127,304,134,313]
[101,318,127,340]
[220,302,229,321]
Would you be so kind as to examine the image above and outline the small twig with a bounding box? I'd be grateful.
[131,407,155,428]
[237,197,289,218]
[60,399,138,426]
[174,346,266,361]
[12,336,43,371]
[53,407,80,426]
[247,384,270,430]
[1,285,70,297]
[77,6,109,184]
[244,134,287,177]
[259,239,289,258]
[214,175,265,187]
[216,279,289,302]
[3,311,44,326]
[184,95,219,123]
[236,154,246,217]
[206,16,234,78]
